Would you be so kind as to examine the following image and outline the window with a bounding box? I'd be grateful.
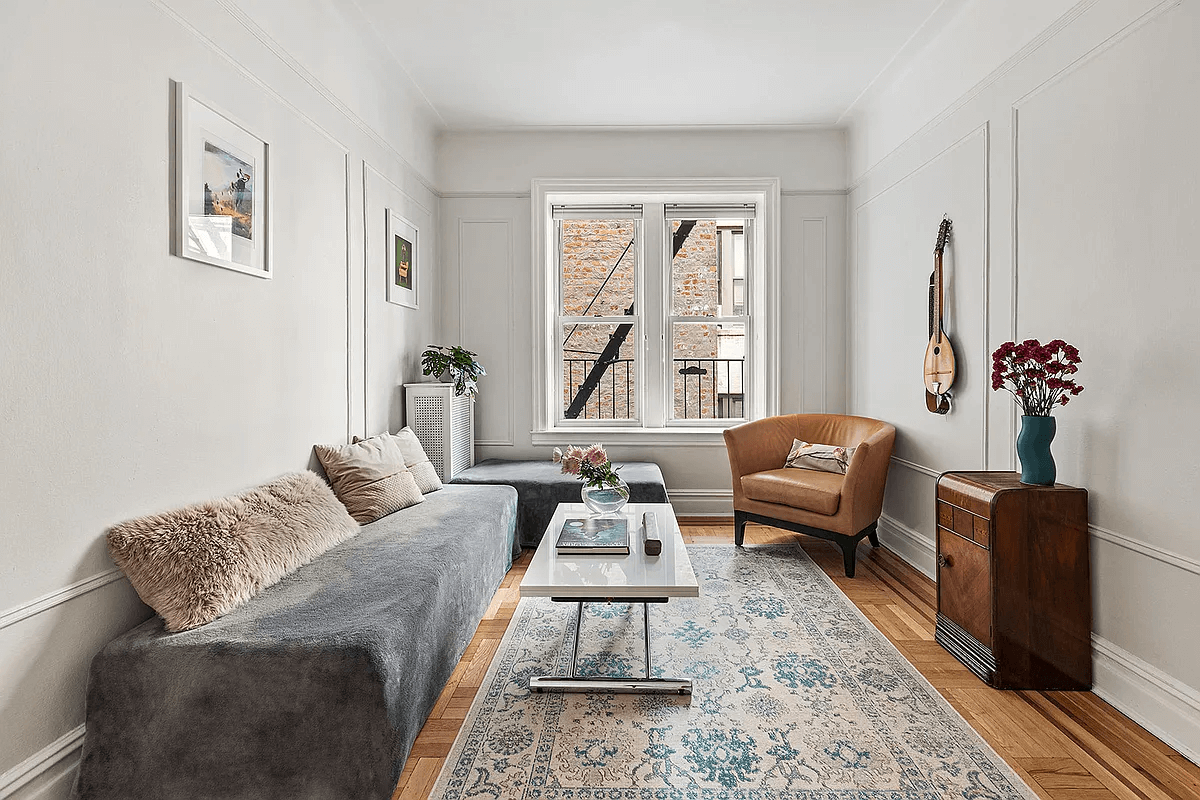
[533,179,779,443]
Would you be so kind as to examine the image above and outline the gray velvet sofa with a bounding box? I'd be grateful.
[451,458,669,547]
[75,484,518,800]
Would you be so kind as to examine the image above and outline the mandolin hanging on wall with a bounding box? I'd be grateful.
[924,216,956,414]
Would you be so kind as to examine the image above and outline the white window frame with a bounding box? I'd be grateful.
[531,178,780,446]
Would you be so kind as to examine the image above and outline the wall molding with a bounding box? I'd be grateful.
[798,217,829,414]
[851,0,1183,190]
[440,191,532,200]
[1092,634,1200,765]
[458,218,516,447]
[667,489,734,498]
[849,0,1099,190]
[443,188,846,200]
[202,0,437,193]
[363,161,433,217]
[668,489,735,517]
[873,521,1200,765]
[889,456,942,479]
[1090,524,1200,577]
[148,0,350,157]
[0,569,125,633]
[877,513,936,579]
[780,189,848,197]
[1011,0,1182,112]
[0,724,85,798]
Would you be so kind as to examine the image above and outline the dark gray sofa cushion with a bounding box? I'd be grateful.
[450,458,668,547]
[75,484,517,800]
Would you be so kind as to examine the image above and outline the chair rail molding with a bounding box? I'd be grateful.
[0,568,125,632]
[1090,524,1200,577]
[889,456,941,479]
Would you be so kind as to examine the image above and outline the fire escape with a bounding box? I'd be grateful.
[562,221,697,418]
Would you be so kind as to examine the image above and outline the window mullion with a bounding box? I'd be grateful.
[641,203,666,429]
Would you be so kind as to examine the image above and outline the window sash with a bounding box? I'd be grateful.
[556,319,642,425]
[667,316,750,424]
[533,179,778,439]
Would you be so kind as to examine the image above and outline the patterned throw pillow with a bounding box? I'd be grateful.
[314,435,424,524]
[784,439,857,474]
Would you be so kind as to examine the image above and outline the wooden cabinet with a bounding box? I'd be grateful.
[935,471,1092,690]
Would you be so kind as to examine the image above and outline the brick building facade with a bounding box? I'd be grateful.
[560,218,744,420]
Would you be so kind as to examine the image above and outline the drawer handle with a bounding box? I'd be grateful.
[938,554,954,568]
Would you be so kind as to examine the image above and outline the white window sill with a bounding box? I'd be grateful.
[530,427,735,447]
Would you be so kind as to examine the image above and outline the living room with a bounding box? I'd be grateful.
[2,1,1197,799]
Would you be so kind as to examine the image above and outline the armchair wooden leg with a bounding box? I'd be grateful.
[866,522,880,548]
[839,539,859,578]
[734,511,748,547]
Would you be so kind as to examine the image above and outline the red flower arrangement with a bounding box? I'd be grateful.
[991,338,1083,417]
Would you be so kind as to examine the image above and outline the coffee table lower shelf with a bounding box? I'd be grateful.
[529,598,693,695]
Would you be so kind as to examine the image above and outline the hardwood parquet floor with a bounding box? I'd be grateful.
[393,522,1200,800]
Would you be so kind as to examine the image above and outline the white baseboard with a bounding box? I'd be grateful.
[876,513,936,579]
[667,489,733,517]
[874,512,1200,767]
[0,725,83,800]
[1092,635,1200,766]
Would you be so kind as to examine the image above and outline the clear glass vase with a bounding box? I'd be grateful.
[581,478,630,515]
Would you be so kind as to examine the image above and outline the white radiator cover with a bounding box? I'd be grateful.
[404,383,475,481]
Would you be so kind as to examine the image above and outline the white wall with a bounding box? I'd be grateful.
[0,1,439,797]
[437,129,848,514]
[847,0,1200,763]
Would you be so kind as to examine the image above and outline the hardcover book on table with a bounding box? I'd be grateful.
[555,517,630,554]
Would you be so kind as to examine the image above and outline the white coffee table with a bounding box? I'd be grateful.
[519,502,699,694]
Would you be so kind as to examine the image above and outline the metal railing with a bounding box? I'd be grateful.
[563,357,744,420]
[674,358,745,420]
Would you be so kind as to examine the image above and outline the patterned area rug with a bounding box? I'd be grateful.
[430,544,1037,799]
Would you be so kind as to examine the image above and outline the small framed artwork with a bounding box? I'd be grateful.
[173,81,270,278]
[386,210,419,308]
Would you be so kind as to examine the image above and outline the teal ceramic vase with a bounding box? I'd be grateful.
[1017,415,1056,485]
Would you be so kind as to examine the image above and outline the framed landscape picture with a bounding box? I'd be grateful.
[173,81,270,278]
[386,210,418,308]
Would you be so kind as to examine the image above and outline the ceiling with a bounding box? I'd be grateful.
[350,0,958,130]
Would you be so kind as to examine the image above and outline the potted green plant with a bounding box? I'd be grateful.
[420,345,487,400]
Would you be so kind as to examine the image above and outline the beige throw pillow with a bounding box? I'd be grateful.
[106,471,359,632]
[784,439,857,474]
[355,428,443,493]
[314,435,424,523]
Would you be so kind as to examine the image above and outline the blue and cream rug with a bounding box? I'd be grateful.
[431,544,1037,799]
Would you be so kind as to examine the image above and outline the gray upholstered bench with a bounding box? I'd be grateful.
[450,458,669,547]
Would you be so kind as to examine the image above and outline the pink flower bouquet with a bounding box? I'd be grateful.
[552,443,625,491]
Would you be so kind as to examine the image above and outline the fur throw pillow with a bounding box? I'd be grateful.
[106,471,359,632]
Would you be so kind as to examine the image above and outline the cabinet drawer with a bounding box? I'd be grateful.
[973,515,990,547]
[937,501,954,529]
[938,529,992,648]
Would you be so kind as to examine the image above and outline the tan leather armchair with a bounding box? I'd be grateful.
[723,414,896,577]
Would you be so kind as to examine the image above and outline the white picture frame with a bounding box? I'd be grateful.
[173,81,270,278]
[386,210,419,308]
